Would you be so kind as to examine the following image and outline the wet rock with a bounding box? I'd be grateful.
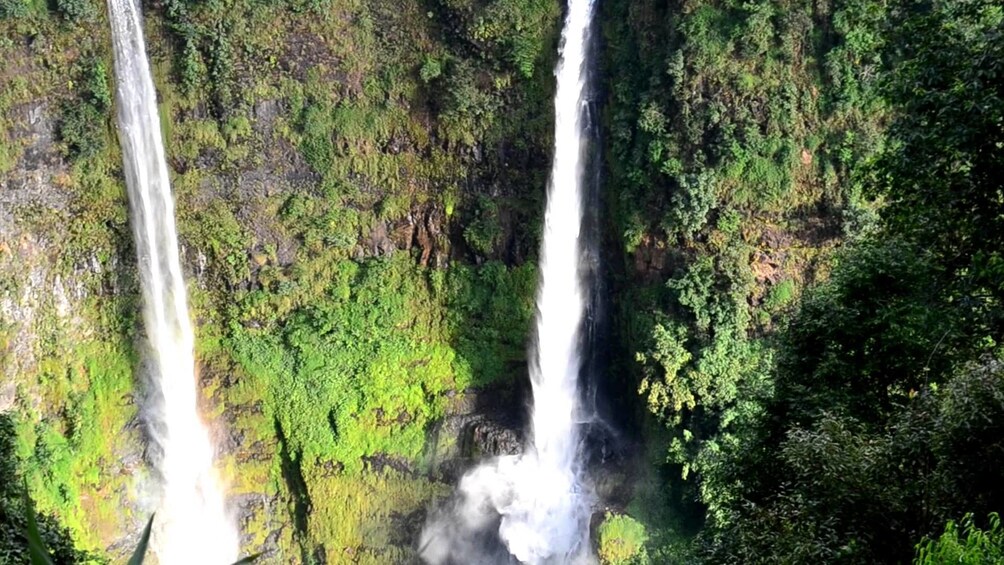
[390,506,427,549]
[363,453,418,476]
[631,235,678,282]
[52,274,72,319]
[411,206,447,267]
[1,102,71,214]
[591,462,632,507]
[421,381,529,485]
[462,420,522,457]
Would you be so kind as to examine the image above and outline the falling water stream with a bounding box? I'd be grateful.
[108,0,239,561]
[422,1,598,562]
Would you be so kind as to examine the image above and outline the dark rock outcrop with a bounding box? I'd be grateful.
[462,420,522,458]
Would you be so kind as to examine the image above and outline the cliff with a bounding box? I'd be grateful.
[1,0,559,560]
[0,0,893,561]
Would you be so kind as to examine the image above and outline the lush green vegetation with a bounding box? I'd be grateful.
[599,0,887,549]
[229,253,534,469]
[604,0,1004,561]
[3,0,1003,561]
[60,58,112,161]
[147,0,555,557]
[0,4,135,551]
[916,513,1004,565]
[0,415,102,564]
[2,0,557,560]
[598,512,648,565]
[14,341,139,550]
[602,0,890,509]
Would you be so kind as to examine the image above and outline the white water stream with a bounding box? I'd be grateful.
[108,0,239,561]
[423,1,597,562]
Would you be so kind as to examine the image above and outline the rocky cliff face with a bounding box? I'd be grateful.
[1,0,560,560]
[1,0,876,560]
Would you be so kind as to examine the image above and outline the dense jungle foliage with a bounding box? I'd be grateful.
[0,0,1002,562]
[601,0,1004,561]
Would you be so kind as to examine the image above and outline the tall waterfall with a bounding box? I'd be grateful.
[108,0,239,562]
[421,1,597,562]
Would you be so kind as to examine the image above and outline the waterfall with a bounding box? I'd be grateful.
[421,1,597,562]
[498,0,595,558]
[108,0,239,562]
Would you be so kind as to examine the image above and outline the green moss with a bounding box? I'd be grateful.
[443,261,537,386]
[229,253,535,472]
[305,464,446,560]
[764,279,796,311]
[0,73,33,177]
[598,512,649,565]
[15,340,139,552]
[0,0,45,19]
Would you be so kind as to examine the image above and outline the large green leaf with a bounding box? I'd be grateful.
[126,515,154,565]
[21,479,54,565]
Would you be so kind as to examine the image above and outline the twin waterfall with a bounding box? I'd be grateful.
[423,0,598,562]
[108,0,238,562]
[108,0,596,560]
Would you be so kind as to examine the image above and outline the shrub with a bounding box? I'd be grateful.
[462,197,502,256]
[665,170,716,240]
[0,416,97,564]
[764,279,795,311]
[915,514,1004,564]
[54,0,96,22]
[222,115,252,143]
[0,0,31,19]
[598,513,648,565]
[83,59,111,111]
[59,59,112,161]
[287,0,329,13]
[439,61,500,146]
[59,104,105,160]
[419,56,442,83]
[298,101,334,174]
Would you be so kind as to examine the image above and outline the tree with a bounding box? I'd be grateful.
[695,2,1004,560]
[598,513,649,565]
[874,0,1004,304]
[916,514,1004,565]
[0,416,99,564]
[54,0,97,22]
[0,0,31,19]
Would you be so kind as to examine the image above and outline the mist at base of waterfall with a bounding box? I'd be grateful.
[137,360,239,564]
[420,452,596,565]
[419,0,598,562]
